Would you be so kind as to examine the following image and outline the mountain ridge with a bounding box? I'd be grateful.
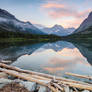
[40,24,75,36]
[0,8,45,35]
[74,11,92,34]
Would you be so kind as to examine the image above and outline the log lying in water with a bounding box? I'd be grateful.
[0,68,57,92]
[65,72,92,80]
[0,63,92,91]
[0,63,89,85]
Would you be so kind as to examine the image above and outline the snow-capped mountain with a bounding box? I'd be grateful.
[74,11,92,34]
[40,24,75,36]
[0,8,44,35]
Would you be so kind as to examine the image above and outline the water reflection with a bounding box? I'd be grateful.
[8,41,92,77]
[0,42,45,62]
[0,41,92,77]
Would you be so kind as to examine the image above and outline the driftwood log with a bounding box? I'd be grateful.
[65,72,92,80]
[0,63,92,92]
[0,63,89,84]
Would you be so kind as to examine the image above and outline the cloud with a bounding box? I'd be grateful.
[43,67,64,73]
[41,2,91,28]
[42,3,65,8]
[44,5,90,19]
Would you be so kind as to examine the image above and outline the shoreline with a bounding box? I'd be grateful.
[0,63,92,92]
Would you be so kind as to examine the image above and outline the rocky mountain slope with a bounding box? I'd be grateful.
[0,9,44,35]
[74,12,92,34]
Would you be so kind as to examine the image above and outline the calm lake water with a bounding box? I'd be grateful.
[0,40,92,78]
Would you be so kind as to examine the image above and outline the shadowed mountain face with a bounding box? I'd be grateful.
[74,12,92,34]
[0,8,44,35]
[0,9,15,19]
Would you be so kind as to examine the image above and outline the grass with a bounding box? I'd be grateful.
[0,37,60,43]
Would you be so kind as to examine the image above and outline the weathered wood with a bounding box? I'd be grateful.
[1,63,92,91]
[65,72,92,80]
[0,68,57,92]
[60,81,92,91]
[1,68,92,91]
[0,63,89,85]
[51,82,63,91]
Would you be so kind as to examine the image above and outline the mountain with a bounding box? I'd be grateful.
[41,24,75,36]
[74,12,92,34]
[0,8,44,35]
[34,24,46,29]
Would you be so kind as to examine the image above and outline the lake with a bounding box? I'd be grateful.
[0,40,92,78]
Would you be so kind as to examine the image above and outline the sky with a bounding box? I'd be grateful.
[0,0,92,28]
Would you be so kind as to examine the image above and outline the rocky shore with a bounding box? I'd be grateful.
[0,72,49,92]
[0,63,92,92]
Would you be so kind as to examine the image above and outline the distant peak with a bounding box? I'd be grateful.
[54,24,59,26]
[26,21,32,25]
[53,24,63,28]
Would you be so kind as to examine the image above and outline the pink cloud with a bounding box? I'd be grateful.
[47,8,91,19]
[42,3,65,8]
[41,2,91,28]
[42,3,91,19]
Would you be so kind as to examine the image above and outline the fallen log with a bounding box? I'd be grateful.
[59,81,92,91]
[1,67,92,91]
[0,68,57,92]
[65,72,92,80]
[0,63,90,85]
[1,63,92,91]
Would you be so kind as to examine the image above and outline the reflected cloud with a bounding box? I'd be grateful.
[11,41,92,76]
[43,67,64,73]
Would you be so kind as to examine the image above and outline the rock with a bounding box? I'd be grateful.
[0,72,8,78]
[0,82,30,92]
[64,86,70,92]
[20,81,37,91]
[70,89,73,92]
[82,90,90,92]
[0,78,12,88]
[0,78,12,84]
[38,86,47,92]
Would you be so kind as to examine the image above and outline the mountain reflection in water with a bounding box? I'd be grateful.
[0,41,92,77]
